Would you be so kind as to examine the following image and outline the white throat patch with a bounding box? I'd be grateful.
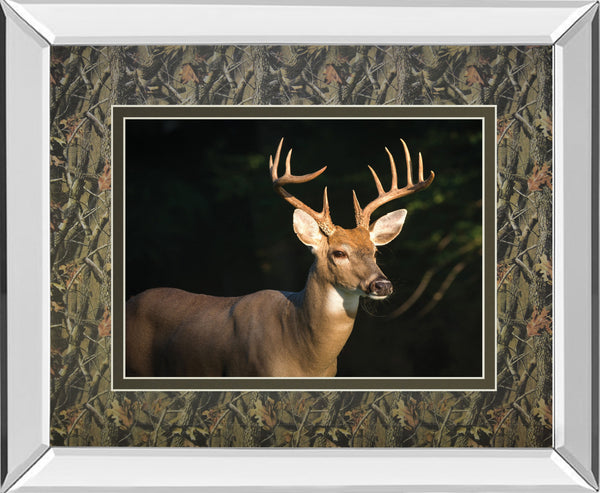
[325,285,360,317]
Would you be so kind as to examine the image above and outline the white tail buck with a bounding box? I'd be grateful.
[126,139,434,377]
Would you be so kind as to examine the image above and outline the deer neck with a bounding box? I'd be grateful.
[290,266,360,374]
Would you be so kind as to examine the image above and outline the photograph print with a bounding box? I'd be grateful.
[115,107,494,389]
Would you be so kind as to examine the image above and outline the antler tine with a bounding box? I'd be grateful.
[285,147,293,176]
[400,139,413,187]
[384,147,398,190]
[352,190,362,226]
[322,187,331,223]
[355,140,435,228]
[269,138,284,182]
[367,165,385,195]
[270,138,335,236]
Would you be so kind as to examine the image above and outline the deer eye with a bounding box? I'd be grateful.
[332,250,347,259]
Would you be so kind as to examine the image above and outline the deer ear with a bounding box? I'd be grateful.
[293,209,325,247]
[369,209,407,246]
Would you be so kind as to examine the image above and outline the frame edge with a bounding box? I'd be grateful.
[1,6,50,492]
[554,2,599,490]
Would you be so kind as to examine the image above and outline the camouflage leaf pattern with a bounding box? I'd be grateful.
[50,45,552,448]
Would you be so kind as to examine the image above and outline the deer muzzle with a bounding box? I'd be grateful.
[368,277,393,298]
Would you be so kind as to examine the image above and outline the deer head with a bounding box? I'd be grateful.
[270,138,434,300]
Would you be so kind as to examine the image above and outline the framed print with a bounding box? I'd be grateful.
[1,1,598,491]
[113,105,496,391]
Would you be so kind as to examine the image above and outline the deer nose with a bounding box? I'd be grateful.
[368,278,393,297]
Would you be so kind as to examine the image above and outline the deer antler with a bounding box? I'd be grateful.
[353,139,435,228]
[270,138,335,236]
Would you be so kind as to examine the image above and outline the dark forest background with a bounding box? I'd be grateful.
[125,118,483,377]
